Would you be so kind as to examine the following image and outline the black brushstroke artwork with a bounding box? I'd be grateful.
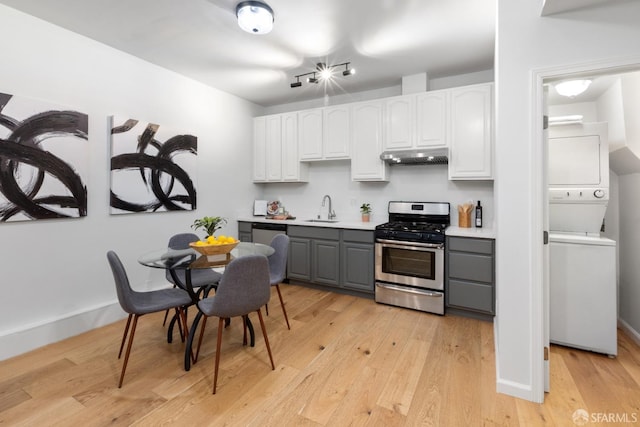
[0,92,88,222]
[110,118,197,213]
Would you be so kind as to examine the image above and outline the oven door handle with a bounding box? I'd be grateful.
[376,282,443,297]
[376,239,444,250]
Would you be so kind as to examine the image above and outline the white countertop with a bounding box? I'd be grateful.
[238,216,381,231]
[240,217,496,238]
[446,225,496,239]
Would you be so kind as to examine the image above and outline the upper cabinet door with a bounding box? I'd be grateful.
[265,114,282,181]
[281,112,308,182]
[351,100,388,181]
[416,90,448,148]
[449,83,493,180]
[298,108,323,160]
[253,116,266,182]
[384,95,415,150]
[323,105,350,159]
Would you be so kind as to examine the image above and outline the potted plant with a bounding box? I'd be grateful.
[360,203,372,222]
[191,216,227,238]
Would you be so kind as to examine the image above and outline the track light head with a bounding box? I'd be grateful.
[308,77,318,84]
[290,81,302,88]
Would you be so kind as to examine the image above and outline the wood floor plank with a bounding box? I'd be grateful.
[0,286,639,426]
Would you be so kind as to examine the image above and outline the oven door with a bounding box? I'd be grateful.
[375,239,444,290]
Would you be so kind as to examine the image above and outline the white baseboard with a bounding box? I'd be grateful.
[618,318,640,346]
[0,301,126,361]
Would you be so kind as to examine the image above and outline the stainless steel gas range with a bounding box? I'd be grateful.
[374,201,450,315]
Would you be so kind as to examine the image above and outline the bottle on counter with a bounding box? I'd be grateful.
[475,200,483,228]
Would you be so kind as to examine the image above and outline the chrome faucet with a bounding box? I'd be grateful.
[321,194,336,220]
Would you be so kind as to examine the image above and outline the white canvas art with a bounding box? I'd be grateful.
[110,116,197,214]
[0,92,89,222]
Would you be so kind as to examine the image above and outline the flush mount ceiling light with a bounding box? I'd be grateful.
[236,1,274,35]
[554,79,592,97]
[290,62,355,88]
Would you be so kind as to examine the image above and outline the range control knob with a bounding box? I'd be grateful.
[593,189,605,199]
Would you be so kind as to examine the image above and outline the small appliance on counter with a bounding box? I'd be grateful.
[253,200,267,216]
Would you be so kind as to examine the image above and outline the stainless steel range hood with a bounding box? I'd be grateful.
[380,148,448,165]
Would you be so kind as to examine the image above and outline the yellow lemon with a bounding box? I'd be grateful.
[195,240,205,246]
[206,235,216,243]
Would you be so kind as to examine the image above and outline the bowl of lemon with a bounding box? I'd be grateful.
[189,235,239,259]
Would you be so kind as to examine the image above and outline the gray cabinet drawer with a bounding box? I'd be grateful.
[448,236,493,254]
[448,252,493,283]
[238,221,252,233]
[343,229,374,243]
[448,279,494,314]
[288,225,340,240]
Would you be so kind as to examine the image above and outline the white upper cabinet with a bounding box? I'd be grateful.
[253,113,308,183]
[416,90,448,148]
[323,105,350,159]
[351,100,388,181]
[253,116,267,182]
[265,114,282,181]
[384,95,415,150]
[281,112,308,181]
[298,108,323,160]
[448,83,493,180]
[299,106,350,160]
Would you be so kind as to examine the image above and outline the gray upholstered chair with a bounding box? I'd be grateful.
[194,254,275,394]
[107,250,192,388]
[265,234,291,329]
[162,233,222,325]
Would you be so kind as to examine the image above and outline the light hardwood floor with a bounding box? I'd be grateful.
[1,284,639,426]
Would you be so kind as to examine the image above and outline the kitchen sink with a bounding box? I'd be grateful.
[305,219,340,223]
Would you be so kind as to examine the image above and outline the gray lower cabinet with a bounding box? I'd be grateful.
[341,230,375,292]
[238,221,252,242]
[445,236,495,320]
[288,225,374,294]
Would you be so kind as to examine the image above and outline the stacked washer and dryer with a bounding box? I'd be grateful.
[548,121,617,356]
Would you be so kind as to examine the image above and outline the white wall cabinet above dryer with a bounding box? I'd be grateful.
[299,106,350,161]
[448,83,493,180]
[253,113,308,183]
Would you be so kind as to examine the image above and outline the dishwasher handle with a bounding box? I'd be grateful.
[251,222,287,231]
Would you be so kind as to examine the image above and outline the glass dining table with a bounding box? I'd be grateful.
[138,242,275,371]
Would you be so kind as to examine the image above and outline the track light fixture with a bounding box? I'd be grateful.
[290,62,355,88]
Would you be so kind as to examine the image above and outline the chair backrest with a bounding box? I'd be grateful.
[107,250,137,314]
[166,233,200,282]
[168,233,201,249]
[202,255,270,318]
[268,234,289,285]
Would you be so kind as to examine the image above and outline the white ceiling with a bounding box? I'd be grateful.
[0,0,496,107]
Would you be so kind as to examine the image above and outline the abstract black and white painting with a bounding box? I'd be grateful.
[110,116,197,214]
[0,92,89,222]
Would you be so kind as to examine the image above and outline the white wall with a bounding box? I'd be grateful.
[618,173,640,341]
[495,0,640,402]
[0,6,261,360]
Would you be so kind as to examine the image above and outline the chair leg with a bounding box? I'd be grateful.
[256,309,275,370]
[118,314,133,359]
[265,303,269,316]
[162,284,178,326]
[195,315,208,363]
[275,284,290,330]
[213,317,225,394]
[118,314,139,388]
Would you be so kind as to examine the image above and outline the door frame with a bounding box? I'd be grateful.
[531,55,640,402]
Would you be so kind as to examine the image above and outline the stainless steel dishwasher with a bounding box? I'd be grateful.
[251,222,287,245]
